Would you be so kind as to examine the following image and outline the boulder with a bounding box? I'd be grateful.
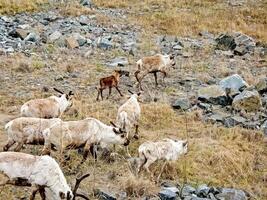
[219,74,248,92]
[232,90,262,112]
[48,31,62,43]
[255,78,267,94]
[107,57,128,67]
[198,85,228,105]
[172,98,191,110]
[65,37,79,49]
[216,188,247,200]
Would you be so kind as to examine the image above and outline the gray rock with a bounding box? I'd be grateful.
[198,103,212,112]
[232,90,262,112]
[72,33,87,46]
[173,44,183,50]
[216,188,247,200]
[219,74,248,92]
[223,116,246,128]
[24,32,38,42]
[205,113,225,124]
[49,31,62,43]
[9,28,29,40]
[242,121,260,130]
[198,85,228,105]
[181,185,196,197]
[215,34,236,51]
[159,188,178,200]
[233,32,256,55]
[79,15,90,25]
[97,36,113,50]
[80,0,93,7]
[107,57,128,67]
[255,78,267,94]
[261,120,267,135]
[95,189,116,200]
[55,75,64,81]
[196,185,210,197]
[172,98,191,110]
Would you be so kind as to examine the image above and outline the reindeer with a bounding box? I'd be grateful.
[0,152,89,200]
[21,88,74,119]
[137,138,188,182]
[96,70,129,101]
[134,54,175,90]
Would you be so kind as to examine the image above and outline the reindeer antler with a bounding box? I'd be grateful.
[72,173,90,200]
[53,88,64,94]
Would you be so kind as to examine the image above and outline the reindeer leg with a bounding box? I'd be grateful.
[143,157,156,180]
[30,185,39,200]
[115,86,123,97]
[14,141,25,152]
[89,145,97,160]
[39,186,46,200]
[153,72,158,87]
[3,139,15,151]
[96,89,100,101]
[156,161,167,183]
[161,71,167,87]
[133,124,139,139]
[107,87,112,99]
[100,89,104,100]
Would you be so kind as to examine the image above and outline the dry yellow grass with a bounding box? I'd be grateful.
[95,0,267,42]
[0,0,49,14]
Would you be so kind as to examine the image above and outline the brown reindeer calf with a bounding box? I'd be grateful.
[96,70,129,101]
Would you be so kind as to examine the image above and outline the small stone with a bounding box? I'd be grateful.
[97,36,113,50]
[172,98,191,110]
[255,78,267,94]
[24,32,38,42]
[261,120,267,135]
[159,188,177,200]
[55,75,64,81]
[223,116,246,128]
[107,57,128,67]
[196,184,210,197]
[80,0,93,7]
[49,31,62,43]
[72,33,87,46]
[181,185,196,197]
[94,189,116,200]
[9,28,28,39]
[216,188,247,200]
[65,37,79,49]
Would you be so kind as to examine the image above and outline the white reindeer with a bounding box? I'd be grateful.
[3,117,62,152]
[0,152,90,200]
[137,138,188,182]
[42,117,130,162]
[21,88,74,118]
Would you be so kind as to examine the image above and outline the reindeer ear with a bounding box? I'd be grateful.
[113,128,120,134]
[59,191,65,199]
[110,121,117,127]
[69,91,74,96]
[183,140,188,147]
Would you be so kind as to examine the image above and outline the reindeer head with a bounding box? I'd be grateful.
[128,90,142,101]
[53,88,74,110]
[110,121,130,146]
[115,70,130,77]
